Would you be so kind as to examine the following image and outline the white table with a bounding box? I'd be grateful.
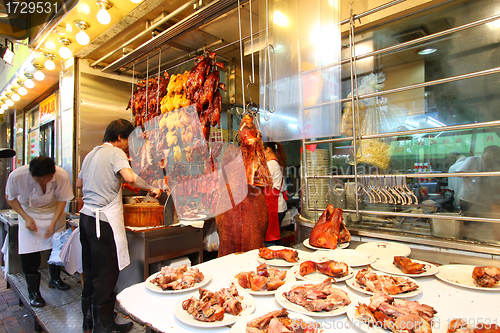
[117,249,500,333]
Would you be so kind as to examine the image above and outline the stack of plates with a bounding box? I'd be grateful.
[302,149,330,220]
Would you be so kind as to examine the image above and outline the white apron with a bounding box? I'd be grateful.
[90,188,130,271]
[18,187,66,254]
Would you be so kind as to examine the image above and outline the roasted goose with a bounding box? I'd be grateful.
[448,319,500,333]
[216,114,272,257]
[299,260,349,278]
[235,263,287,291]
[355,268,419,295]
[393,256,426,275]
[282,278,351,312]
[182,283,244,322]
[245,309,319,333]
[472,266,500,288]
[259,247,299,263]
[309,205,350,250]
[150,265,204,290]
[356,292,436,333]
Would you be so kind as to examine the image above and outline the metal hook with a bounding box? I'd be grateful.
[263,44,275,122]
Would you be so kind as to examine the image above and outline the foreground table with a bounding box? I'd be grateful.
[117,249,500,333]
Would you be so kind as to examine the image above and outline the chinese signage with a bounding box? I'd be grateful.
[39,93,56,123]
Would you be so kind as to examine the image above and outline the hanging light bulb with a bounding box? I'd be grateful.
[18,86,28,95]
[33,64,45,81]
[45,41,56,50]
[96,0,113,25]
[58,37,73,59]
[6,99,14,107]
[11,93,20,102]
[24,73,35,89]
[75,20,91,45]
[44,53,56,70]
[1,104,7,110]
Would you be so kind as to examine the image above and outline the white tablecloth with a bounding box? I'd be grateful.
[116,249,500,333]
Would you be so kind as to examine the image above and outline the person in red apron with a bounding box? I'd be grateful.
[6,156,74,307]
[76,119,159,333]
[263,142,288,246]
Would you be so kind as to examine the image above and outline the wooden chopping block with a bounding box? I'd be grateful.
[123,203,164,227]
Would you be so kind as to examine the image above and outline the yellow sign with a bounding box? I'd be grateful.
[39,93,56,123]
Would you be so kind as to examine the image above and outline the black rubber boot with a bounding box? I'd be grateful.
[25,273,45,307]
[92,301,133,333]
[82,296,93,333]
[48,264,70,290]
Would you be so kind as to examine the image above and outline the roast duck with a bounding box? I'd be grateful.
[309,204,351,250]
[393,256,427,275]
[235,263,287,292]
[216,114,273,257]
[258,247,299,263]
[356,292,436,333]
[127,51,225,214]
[299,260,349,278]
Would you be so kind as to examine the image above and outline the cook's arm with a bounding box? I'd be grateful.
[76,177,83,189]
[120,168,160,196]
[7,198,38,232]
[44,201,67,239]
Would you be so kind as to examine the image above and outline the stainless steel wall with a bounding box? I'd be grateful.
[78,71,132,164]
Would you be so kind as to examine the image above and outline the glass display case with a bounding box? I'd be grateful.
[301,0,500,254]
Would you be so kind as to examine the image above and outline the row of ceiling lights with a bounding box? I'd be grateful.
[0,0,142,112]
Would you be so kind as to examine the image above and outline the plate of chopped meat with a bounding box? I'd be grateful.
[290,261,354,282]
[231,263,296,295]
[436,265,500,290]
[175,284,256,328]
[345,268,422,298]
[346,293,438,333]
[312,249,376,267]
[257,246,311,267]
[370,257,439,277]
[275,279,352,317]
[145,266,211,293]
[230,309,319,332]
[303,238,350,251]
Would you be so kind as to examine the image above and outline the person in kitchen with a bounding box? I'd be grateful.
[5,156,74,308]
[448,152,467,210]
[263,142,288,246]
[76,119,160,333]
[455,145,500,214]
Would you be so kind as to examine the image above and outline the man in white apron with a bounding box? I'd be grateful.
[6,156,74,307]
[77,119,159,333]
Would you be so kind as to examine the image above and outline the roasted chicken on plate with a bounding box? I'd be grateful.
[299,260,349,278]
[283,279,351,312]
[472,266,500,288]
[355,268,419,295]
[259,247,299,263]
[245,309,319,333]
[235,263,287,291]
[393,256,427,275]
[150,265,204,290]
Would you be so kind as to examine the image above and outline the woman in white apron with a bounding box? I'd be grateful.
[6,156,74,307]
[77,119,159,333]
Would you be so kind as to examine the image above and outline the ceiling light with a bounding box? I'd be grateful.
[75,20,91,45]
[273,11,289,27]
[65,22,73,32]
[44,53,56,70]
[24,73,35,88]
[45,41,56,50]
[1,104,7,110]
[33,64,45,81]
[130,0,142,3]
[417,48,437,55]
[11,93,20,102]
[18,86,27,95]
[96,0,113,25]
[58,37,73,59]
[6,99,14,107]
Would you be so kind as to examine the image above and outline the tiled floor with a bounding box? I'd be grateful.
[0,273,36,333]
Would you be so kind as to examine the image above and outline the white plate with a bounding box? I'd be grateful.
[275,281,351,317]
[174,289,256,328]
[179,214,207,221]
[370,257,439,277]
[356,242,411,258]
[345,275,422,298]
[435,265,500,291]
[257,246,311,267]
[145,267,212,294]
[230,270,296,296]
[311,249,376,267]
[346,302,443,333]
[230,310,317,332]
[303,238,350,251]
[290,264,354,283]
